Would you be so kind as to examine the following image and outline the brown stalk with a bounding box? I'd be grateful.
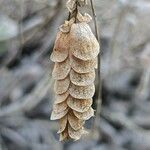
[68,0,79,22]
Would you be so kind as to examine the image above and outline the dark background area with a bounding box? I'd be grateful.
[0,0,150,150]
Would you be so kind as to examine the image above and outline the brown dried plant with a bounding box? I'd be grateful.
[50,0,100,141]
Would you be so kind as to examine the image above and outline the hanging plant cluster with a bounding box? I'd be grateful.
[50,0,100,141]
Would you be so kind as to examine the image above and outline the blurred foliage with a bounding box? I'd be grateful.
[0,15,18,41]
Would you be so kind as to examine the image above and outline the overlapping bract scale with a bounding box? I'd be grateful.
[70,23,100,61]
[67,96,92,113]
[52,58,71,80]
[58,115,68,133]
[50,21,100,141]
[59,128,69,141]
[54,76,70,94]
[68,125,85,141]
[54,91,69,104]
[69,83,95,99]
[50,32,69,62]
[53,101,68,113]
[51,108,68,120]
[68,111,85,130]
[70,69,95,86]
[73,107,95,120]
[70,55,97,73]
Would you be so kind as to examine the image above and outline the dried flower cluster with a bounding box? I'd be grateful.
[50,0,100,141]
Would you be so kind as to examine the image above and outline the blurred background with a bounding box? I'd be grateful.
[0,0,150,150]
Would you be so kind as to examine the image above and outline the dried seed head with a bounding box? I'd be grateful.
[70,23,100,60]
[51,10,100,140]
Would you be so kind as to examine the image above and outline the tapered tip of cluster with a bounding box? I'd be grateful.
[50,20,100,141]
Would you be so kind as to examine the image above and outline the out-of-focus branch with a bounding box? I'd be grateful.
[101,108,150,135]
[0,75,52,117]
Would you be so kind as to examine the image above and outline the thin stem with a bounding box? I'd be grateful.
[90,0,102,129]
[18,0,24,59]
[75,1,78,23]
[68,12,71,20]
[90,0,100,41]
